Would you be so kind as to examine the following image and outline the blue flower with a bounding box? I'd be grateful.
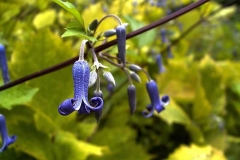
[142,80,170,118]
[116,24,126,65]
[156,54,165,73]
[160,28,168,44]
[0,114,16,152]
[0,44,10,84]
[127,85,136,115]
[58,60,103,115]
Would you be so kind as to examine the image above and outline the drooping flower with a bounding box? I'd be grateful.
[127,85,137,115]
[58,60,103,115]
[116,24,126,65]
[0,114,16,152]
[160,28,168,44]
[142,80,170,118]
[156,54,165,73]
[0,44,10,84]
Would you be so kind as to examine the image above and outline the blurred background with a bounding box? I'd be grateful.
[0,0,240,159]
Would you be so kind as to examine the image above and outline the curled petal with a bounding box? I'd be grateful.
[142,105,154,118]
[0,114,17,152]
[58,98,76,116]
[93,91,103,122]
[161,95,170,106]
[79,97,104,114]
[88,97,103,111]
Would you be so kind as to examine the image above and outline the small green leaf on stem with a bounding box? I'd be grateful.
[52,0,85,29]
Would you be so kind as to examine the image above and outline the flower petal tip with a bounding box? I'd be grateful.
[58,98,76,116]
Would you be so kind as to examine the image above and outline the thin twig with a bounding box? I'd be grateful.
[0,0,210,91]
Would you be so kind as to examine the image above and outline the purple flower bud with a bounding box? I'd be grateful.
[156,0,166,7]
[116,25,126,65]
[93,90,103,122]
[160,28,168,44]
[130,71,141,83]
[107,83,115,94]
[156,54,165,73]
[103,29,116,37]
[129,64,142,72]
[0,114,16,152]
[0,44,10,84]
[127,85,136,115]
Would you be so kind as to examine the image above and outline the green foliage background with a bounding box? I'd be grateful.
[0,0,240,159]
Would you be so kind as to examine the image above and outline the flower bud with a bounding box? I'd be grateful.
[0,44,10,84]
[127,85,136,115]
[156,54,165,73]
[129,64,142,72]
[103,29,116,37]
[88,70,97,87]
[116,25,126,65]
[103,71,116,86]
[88,19,98,31]
[130,71,141,83]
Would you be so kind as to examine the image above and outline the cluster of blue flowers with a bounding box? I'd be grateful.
[0,44,16,152]
[58,15,170,121]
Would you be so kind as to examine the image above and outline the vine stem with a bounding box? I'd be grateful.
[0,0,210,91]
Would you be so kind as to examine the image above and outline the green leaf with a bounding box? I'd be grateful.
[62,28,97,42]
[54,131,104,160]
[123,15,156,47]
[192,82,212,120]
[0,85,38,110]
[66,19,82,29]
[9,28,75,122]
[167,144,227,160]
[52,0,84,28]
[198,55,226,114]
[157,99,191,125]
[229,81,240,97]
[33,9,56,29]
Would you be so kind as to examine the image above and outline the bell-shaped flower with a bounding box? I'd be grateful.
[0,114,16,152]
[0,44,10,84]
[142,80,170,118]
[58,60,103,115]
[156,54,165,73]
